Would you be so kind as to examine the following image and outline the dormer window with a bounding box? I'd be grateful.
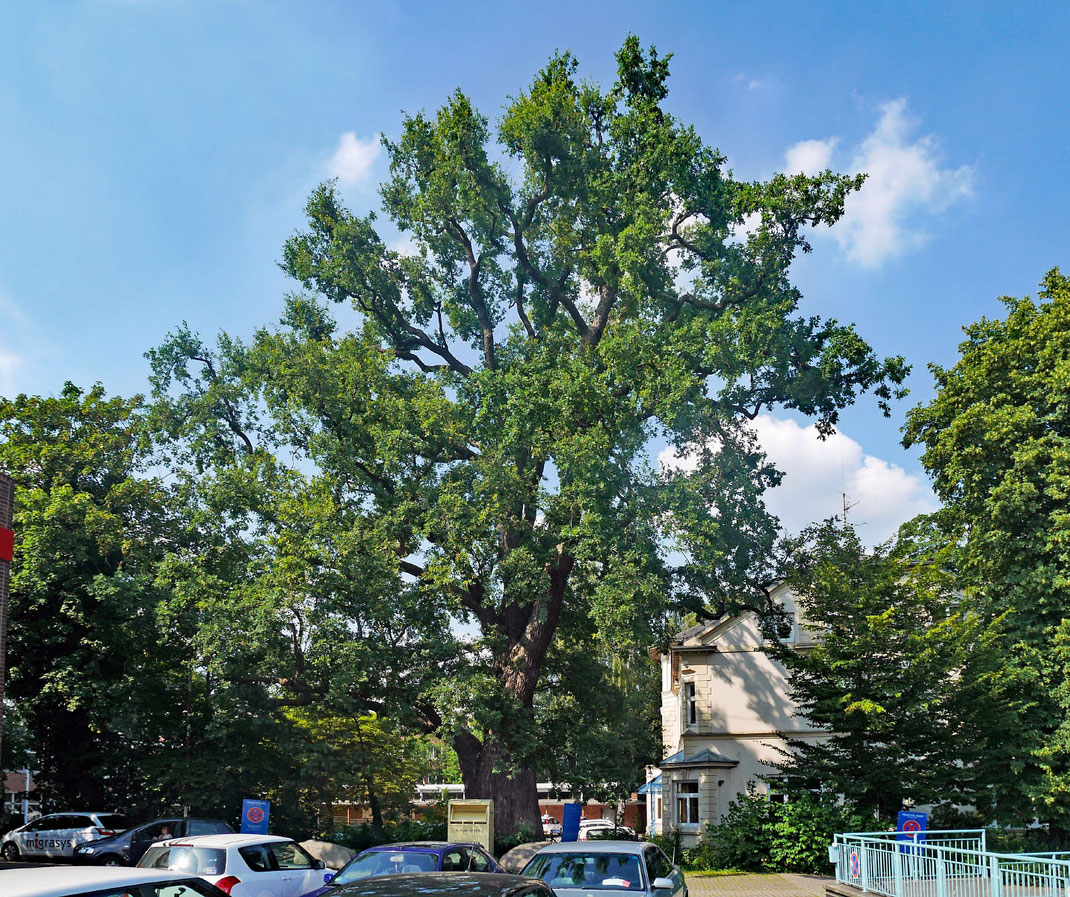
[684,681,697,727]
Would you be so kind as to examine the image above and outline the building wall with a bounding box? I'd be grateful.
[655,586,827,845]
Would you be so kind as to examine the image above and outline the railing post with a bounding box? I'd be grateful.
[861,841,870,894]
[989,854,1001,897]
[936,846,947,897]
[893,842,904,897]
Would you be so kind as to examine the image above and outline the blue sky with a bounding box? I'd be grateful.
[1,1,1067,542]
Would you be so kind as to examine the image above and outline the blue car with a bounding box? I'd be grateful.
[308,842,505,897]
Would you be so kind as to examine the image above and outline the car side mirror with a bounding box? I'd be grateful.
[313,859,326,870]
[653,878,675,890]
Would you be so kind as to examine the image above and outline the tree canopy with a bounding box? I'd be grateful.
[146,37,907,835]
[771,520,1014,819]
[904,268,1070,828]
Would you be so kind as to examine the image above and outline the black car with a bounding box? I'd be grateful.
[329,873,554,897]
[71,817,233,866]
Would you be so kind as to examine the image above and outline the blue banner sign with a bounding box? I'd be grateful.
[897,810,927,853]
[241,798,271,834]
[561,803,582,842]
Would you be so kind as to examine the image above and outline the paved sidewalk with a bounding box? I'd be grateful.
[685,872,831,897]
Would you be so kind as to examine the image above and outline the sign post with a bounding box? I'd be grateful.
[241,799,271,835]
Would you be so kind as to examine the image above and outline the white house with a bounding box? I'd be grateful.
[644,582,825,845]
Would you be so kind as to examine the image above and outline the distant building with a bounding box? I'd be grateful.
[645,583,825,846]
[332,782,645,832]
[3,770,39,820]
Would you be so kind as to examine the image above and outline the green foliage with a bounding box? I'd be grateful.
[771,520,1015,819]
[333,818,448,853]
[143,37,903,835]
[904,269,1070,826]
[703,789,869,874]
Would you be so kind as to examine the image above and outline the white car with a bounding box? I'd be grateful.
[138,833,330,897]
[0,865,227,897]
[0,811,131,860]
[577,819,635,840]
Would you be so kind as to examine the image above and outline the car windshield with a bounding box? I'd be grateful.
[138,844,227,876]
[335,849,439,883]
[96,814,131,831]
[523,853,644,890]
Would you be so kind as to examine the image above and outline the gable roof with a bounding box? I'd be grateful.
[660,748,738,769]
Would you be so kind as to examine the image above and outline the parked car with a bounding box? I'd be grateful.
[520,841,687,897]
[0,811,131,861]
[309,841,505,897]
[324,872,554,897]
[0,865,228,897]
[137,833,328,897]
[73,816,234,866]
[541,815,562,837]
[577,820,636,841]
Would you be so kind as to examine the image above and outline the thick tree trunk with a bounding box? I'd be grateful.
[454,730,543,841]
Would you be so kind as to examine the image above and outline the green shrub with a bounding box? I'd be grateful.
[648,831,683,866]
[333,818,448,852]
[703,788,869,874]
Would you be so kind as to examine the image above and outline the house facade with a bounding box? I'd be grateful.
[644,582,826,845]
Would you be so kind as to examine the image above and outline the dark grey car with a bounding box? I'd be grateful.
[330,872,555,897]
[72,817,233,866]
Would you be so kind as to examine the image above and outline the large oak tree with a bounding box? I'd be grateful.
[150,39,906,835]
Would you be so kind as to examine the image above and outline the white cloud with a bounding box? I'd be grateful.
[784,99,974,267]
[784,137,839,176]
[327,132,381,186]
[0,348,21,396]
[660,414,938,545]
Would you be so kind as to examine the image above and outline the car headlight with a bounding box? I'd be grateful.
[80,847,95,854]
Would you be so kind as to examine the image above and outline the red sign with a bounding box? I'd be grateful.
[0,526,12,562]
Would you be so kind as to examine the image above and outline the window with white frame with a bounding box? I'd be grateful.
[683,681,697,728]
[676,781,699,825]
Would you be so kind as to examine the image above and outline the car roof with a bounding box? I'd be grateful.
[0,866,195,896]
[529,840,647,855]
[332,872,541,897]
[155,832,293,848]
[364,841,484,851]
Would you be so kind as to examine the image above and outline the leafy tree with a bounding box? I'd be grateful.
[770,521,1013,819]
[149,38,906,835]
[904,269,1070,828]
[0,384,181,809]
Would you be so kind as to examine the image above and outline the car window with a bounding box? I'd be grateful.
[440,849,466,872]
[98,814,132,831]
[466,848,492,872]
[523,852,644,890]
[138,821,178,841]
[139,844,227,876]
[270,841,314,869]
[335,848,437,883]
[25,817,53,831]
[644,847,668,882]
[57,815,88,829]
[187,819,224,835]
[239,843,276,872]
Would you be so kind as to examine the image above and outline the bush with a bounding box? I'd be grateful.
[333,818,448,852]
[703,788,870,874]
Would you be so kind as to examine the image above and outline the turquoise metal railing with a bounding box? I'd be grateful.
[832,829,1070,897]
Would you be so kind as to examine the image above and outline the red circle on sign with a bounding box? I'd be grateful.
[903,819,921,833]
[247,807,265,823]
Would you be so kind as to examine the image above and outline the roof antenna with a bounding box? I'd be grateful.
[840,445,858,528]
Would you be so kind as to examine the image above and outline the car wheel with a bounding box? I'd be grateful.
[101,854,123,866]
[1,842,19,861]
